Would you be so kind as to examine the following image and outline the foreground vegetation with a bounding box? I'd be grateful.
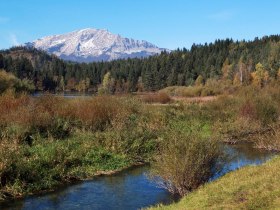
[0,90,222,201]
[151,156,280,210]
[0,80,280,205]
[147,84,280,209]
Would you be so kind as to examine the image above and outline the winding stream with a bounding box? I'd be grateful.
[0,143,274,210]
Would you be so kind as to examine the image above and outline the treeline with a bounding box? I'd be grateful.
[0,35,280,92]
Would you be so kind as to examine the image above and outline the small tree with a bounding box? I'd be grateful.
[221,58,233,81]
[233,72,242,86]
[98,72,115,95]
[195,75,204,86]
[58,76,65,92]
[66,78,76,91]
[76,80,86,92]
[251,63,269,88]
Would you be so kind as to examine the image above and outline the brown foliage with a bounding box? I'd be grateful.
[141,92,171,104]
[255,124,280,151]
[0,93,141,142]
[239,100,257,119]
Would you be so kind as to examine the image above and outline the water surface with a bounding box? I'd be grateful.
[0,143,275,210]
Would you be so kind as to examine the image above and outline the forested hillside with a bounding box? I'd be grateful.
[1,35,280,92]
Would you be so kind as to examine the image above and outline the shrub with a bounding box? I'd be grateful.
[0,70,34,94]
[239,100,257,119]
[255,98,278,125]
[141,92,171,104]
[0,91,31,143]
[255,124,280,151]
[237,87,279,126]
[160,80,236,98]
[159,86,203,97]
[70,96,140,130]
[0,93,142,141]
[150,122,222,196]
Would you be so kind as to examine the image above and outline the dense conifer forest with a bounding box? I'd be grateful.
[1,35,280,92]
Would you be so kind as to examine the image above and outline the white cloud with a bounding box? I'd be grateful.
[0,17,10,24]
[208,11,233,21]
[10,33,19,46]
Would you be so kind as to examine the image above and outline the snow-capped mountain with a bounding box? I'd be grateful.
[26,28,168,62]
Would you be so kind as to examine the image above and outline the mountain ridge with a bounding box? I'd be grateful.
[26,28,168,62]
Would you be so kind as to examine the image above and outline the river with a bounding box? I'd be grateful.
[0,143,274,210]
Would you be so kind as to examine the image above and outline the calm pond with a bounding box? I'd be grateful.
[0,143,274,210]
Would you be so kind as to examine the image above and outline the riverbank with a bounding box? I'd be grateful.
[0,93,157,201]
[0,131,132,201]
[0,148,144,202]
[150,155,280,209]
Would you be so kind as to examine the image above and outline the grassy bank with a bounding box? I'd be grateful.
[0,132,131,201]
[150,155,280,210]
[0,92,158,201]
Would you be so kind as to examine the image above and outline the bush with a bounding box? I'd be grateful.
[160,80,236,98]
[0,70,34,94]
[237,87,279,126]
[70,96,140,130]
[255,98,278,125]
[141,92,171,104]
[255,124,280,151]
[239,100,257,120]
[159,86,203,97]
[150,121,222,196]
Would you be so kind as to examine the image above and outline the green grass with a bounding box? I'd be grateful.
[150,156,280,210]
[0,132,132,201]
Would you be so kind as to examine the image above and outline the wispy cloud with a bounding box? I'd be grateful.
[208,11,234,21]
[0,16,10,24]
[9,33,19,46]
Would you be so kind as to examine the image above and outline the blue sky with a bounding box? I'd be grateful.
[1,0,280,50]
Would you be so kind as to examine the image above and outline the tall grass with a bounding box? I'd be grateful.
[0,92,141,142]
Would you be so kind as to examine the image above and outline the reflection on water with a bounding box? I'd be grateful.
[0,143,275,210]
[226,142,273,169]
[213,142,274,180]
